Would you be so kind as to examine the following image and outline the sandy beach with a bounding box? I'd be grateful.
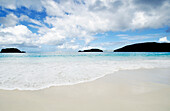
[0,68,170,111]
[0,0,170,110]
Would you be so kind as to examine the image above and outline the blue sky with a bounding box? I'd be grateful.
[0,0,170,52]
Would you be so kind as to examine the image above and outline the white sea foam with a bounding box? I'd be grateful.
[0,53,170,90]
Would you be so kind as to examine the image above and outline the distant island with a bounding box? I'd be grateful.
[0,48,26,53]
[78,49,103,52]
[114,42,170,52]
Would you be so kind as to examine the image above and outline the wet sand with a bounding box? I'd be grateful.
[0,68,170,111]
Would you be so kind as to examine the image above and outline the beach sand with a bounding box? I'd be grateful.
[0,68,170,111]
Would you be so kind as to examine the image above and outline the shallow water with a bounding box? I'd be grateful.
[0,52,170,90]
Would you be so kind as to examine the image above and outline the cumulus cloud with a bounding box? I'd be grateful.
[0,0,43,11]
[0,25,39,47]
[42,0,64,16]
[158,37,170,43]
[0,13,43,27]
[42,0,170,34]
[1,0,170,30]
[0,0,170,50]
[133,0,168,9]
[0,13,18,27]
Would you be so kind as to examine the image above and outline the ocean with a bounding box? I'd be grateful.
[0,52,170,90]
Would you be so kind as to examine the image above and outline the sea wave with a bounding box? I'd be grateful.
[0,52,170,90]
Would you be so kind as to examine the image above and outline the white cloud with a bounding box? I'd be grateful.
[19,15,42,26]
[41,0,170,44]
[1,0,170,32]
[0,0,170,50]
[159,37,170,43]
[42,0,64,16]
[28,24,41,29]
[0,0,43,11]
[0,25,39,46]
[0,24,66,48]
[0,0,17,9]
[0,13,42,28]
[116,34,129,37]
[38,28,66,45]
[57,43,80,50]
[0,13,18,27]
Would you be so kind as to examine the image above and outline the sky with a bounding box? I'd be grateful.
[0,0,170,52]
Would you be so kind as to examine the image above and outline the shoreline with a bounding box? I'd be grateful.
[0,68,170,111]
[1,67,170,91]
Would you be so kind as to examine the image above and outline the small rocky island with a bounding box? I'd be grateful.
[0,48,26,53]
[114,42,170,52]
[78,49,103,52]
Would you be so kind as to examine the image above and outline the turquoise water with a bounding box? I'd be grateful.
[1,52,170,60]
[0,52,170,90]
